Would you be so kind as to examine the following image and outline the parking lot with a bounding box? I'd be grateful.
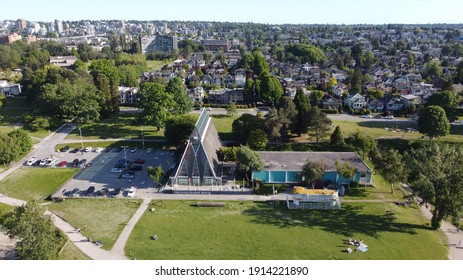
[28,147,176,199]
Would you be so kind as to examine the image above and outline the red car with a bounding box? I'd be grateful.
[58,161,68,167]
[133,158,145,164]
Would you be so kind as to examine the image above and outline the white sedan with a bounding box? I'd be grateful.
[84,147,93,152]
[127,187,136,197]
[110,168,123,173]
[26,157,38,166]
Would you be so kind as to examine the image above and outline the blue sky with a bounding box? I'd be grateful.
[4,0,463,24]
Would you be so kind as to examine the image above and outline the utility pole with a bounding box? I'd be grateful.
[141,129,144,151]
[122,146,129,170]
[79,127,83,149]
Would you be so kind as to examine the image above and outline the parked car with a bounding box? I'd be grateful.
[100,187,109,196]
[84,147,92,152]
[133,158,145,164]
[69,147,80,153]
[60,146,70,152]
[94,147,103,152]
[86,186,95,195]
[130,165,143,171]
[26,157,38,166]
[114,163,126,169]
[78,159,87,167]
[58,161,68,167]
[113,187,122,196]
[130,147,138,153]
[122,173,135,179]
[39,158,49,167]
[381,115,394,119]
[361,114,373,118]
[111,168,123,173]
[71,158,79,167]
[104,147,112,153]
[127,186,136,197]
[146,148,153,154]
[113,147,123,153]
[70,188,80,197]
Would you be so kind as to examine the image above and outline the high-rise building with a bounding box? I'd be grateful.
[15,18,26,30]
[54,20,63,34]
[144,35,178,53]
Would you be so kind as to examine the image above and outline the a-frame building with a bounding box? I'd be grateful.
[170,109,223,186]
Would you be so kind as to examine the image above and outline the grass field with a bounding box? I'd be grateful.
[332,120,463,143]
[47,198,142,250]
[211,115,239,141]
[65,114,165,141]
[147,60,171,71]
[0,168,78,202]
[57,241,91,260]
[124,200,447,260]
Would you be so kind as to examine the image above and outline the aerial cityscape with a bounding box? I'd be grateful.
[0,2,463,274]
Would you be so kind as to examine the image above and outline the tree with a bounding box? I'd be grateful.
[164,115,196,147]
[252,51,270,76]
[244,78,257,105]
[300,158,326,187]
[417,105,450,140]
[278,96,297,141]
[258,72,283,106]
[0,94,5,108]
[247,129,268,150]
[232,113,264,143]
[336,161,357,187]
[345,130,376,159]
[265,108,283,142]
[166,77,193,115]
[330,125,345,146]
[424,60,442,79]
[3,201,66,260]
[137,82,174,130]
[366,88,385,100]
[0,129,32,165]
[89,59,120,116]
[425,90,461,122]
[147,165,164,186]
[226,102,238,117]
[376,149,407,193]
[292,88,311,136]
[406,143,463,229]
[236,145,264,180]
[309,90,325,107]
[307,107,332,143]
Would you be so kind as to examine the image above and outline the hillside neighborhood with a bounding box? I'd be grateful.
[1,17,463,262]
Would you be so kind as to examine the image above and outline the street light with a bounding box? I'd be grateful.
[141,129,144,151]
[122,146,129,170]
[79,127,83,149]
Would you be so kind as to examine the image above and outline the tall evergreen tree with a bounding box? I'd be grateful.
[293,88,311,136]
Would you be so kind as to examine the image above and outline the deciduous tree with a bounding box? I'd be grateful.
[417,105,450,140]
[236,145,264,180]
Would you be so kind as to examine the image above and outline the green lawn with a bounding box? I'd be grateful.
[211,115,239,141]
[47,198,142,250]
[57,241,91,260]
[125,200,447,260]
[65,114,164,141]
[332,120,463,143]
[0,96,30,126]
[147,60,170,71]
[0,168,78,202]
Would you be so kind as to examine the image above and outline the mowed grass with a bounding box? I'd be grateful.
[125,200,447,260]
[47,198,142,250]
[65,114,164,141]
[0,168,78,202]
[210,115,239,141]
[332,120,463,142]
[57,241,91,260]
[147,60,170,71]
[0,96,30,126]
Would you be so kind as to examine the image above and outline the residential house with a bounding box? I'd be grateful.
[368,99,384,112]
[119,86,139,105]
[189,87,205,104]
[49,56,78,67]
[201,39,231,52]
[322,95,342,110]
[0,80,21,97]
[207,89,244,105]
[223,74,235,88]
[386,98,404,112]
[344,93,367,110]
[235,74,246,87]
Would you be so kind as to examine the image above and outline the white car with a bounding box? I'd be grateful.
[45,158,57,167]
[130,147,138,153]
[122,173,135,179]
[26,157,37,166]
[382,115,394,119]
[127,187,136,197]
[361,114,373,118]
[94,147,103,153]
[84,147,92,152]
[146,148,153,154]
[39,158,49,167]
[110,168,123,173]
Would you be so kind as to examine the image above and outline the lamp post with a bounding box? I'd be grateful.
[141,129,144,151]
[79,127,83,149]
[122,146,129,170]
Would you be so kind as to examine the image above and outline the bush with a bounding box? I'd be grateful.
[320,108,338,114]
[349,181,360,188]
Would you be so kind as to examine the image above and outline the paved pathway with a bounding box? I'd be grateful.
[110,198,151,258]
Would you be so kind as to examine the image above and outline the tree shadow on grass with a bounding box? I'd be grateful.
[243,202,431,238]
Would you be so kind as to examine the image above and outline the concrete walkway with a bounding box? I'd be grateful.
[110,198,151,258]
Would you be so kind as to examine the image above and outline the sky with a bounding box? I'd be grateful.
[3,0,463,25]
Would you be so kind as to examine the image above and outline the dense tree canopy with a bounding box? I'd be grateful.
[406,143,463,229]
[164,114,196,147]
[137,82,174,130]
[417,105,450,140]
[0,129,32,165]
[166,77,193,115]
[89,59,120,116]
[236,145,264,180]
[307,107,332,143]
[425,90,461,122]
[3,201,66,260]
[284,43,327,64]
[292,88,311,136]
[232,113,264,143]
[300,158,326,187]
